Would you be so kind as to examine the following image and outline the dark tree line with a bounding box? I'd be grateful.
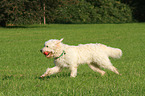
[0,0,145,27]
[120,0,145,22]
[0,0,43,27]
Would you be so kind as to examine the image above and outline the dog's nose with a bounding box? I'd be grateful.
[40,49,42,53]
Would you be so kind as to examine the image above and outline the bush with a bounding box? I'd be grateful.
[0,0,43,26]
[0,0,133,26]
[48,0,132,24]
[48,0,94,24]
[91,0,132,23]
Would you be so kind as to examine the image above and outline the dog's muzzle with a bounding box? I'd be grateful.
[40,49,53,58]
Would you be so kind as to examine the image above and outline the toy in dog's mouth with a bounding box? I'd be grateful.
[43,51,53,58]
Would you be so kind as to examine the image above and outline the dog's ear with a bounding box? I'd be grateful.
[56,38,63,47]
[60,38,64,42]
[56,38,63,44]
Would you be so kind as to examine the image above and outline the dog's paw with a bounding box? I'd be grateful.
[70,74,77,78]
[40,76,44,79]
[40,75,45,79]
[38,76,44,80]
[101,71,106,76]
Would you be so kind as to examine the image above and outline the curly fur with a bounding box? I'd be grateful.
[40,38,122,78]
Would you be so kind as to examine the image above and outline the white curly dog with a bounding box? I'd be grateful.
[40,38,122,78]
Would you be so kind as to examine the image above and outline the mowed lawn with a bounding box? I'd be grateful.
[0,23,144,96]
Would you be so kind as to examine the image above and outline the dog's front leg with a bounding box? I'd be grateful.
[70,66,78,77]
[40,66,62,78]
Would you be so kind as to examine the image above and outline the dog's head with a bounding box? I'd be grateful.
[40,38,63,58]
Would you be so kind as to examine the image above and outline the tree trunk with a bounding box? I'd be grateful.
[43,3,46,24]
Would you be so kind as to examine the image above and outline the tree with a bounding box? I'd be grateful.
[0,0,11,27]
[0,0,136,26]
[0,0,43,27]
[120,0,145,22]
[52,0,132,24]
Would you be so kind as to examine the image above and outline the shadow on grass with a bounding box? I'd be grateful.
[5,24,50,28]
[2,75,14,80]
[38,72,70,80]
[38,76,50,80]
[2,74,25,80]
[6,26,27,28]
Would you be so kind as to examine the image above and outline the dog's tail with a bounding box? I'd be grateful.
[98,44,122,58]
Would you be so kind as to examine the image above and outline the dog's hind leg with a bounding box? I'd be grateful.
[106,65,120,75]
[96,57,120,75]
[88,64,105,76]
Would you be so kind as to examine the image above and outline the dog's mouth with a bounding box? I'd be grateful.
[43,51,53,58]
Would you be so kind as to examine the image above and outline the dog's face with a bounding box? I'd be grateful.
[40,38,63,58]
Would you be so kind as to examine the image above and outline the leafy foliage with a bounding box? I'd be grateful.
[0,0,135,26]
[51,0,132,24]
[0,0,43,26]
[120,0,145,22]
[51,0,94,24]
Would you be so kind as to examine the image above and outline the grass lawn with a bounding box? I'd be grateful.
[0,23,144,96]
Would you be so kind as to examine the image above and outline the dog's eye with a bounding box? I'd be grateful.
[46,46,49,48]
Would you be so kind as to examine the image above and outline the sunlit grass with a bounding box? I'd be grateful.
[0,23,144,95]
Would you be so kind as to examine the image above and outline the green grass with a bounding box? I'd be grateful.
[0,23,144,96]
